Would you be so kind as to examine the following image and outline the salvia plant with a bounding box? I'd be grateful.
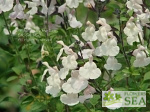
[0,0,150,112]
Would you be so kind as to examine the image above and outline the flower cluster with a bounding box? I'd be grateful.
[82,19,121,70]
[41,38,101,105]
[125,0,150,67]
[41,16,125,105]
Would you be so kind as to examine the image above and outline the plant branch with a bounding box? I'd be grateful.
[83,103,92,112]
[2,12,23,64]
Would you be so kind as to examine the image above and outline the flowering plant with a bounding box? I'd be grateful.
[0,0,150,111]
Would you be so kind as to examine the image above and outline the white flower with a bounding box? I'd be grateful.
[57,41,72,55]
[9,3,25,19]
[41,62,58,81]
[79,94,93,103]
[42,62,61,97]
[94,26,109,42]
[32,0,42,5]
[72,35,84,47]
[58,3,67,14]
[96,18,111,28]
[104,57,122,70]
[57,40,78,62]
[133,45,150,67]
[84,0,95,8]
[79,85,95,103]
[41,45,49,58]
[87,42,95,49]
[94,18,111,42]
[103,71,115,81]
[0,0,14,12]
[25,16,39,33]
[79,57,101,79]
[123,17,141,45]
[137,9,150,26]
[84,85,96,95]
[66,0,83,8]
[60,93,79,106]
[78,49,93,59]
[58,68,69,80]
[62,70,88,93]
[68,13,82,28]
[3,20,18,35]
[55,15,64,25]
[46,73,61,97]
[41,0,56,15]
[126,0,143,12]
[82,21,97,41]
[57,48,64,61]
[95,37,119,57]
[24,1,39,15]
[62,55,78,69]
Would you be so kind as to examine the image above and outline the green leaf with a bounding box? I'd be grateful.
[12,65,25,75]
[128,10,134,16]
[107,3,120,10]
[114,71,125,81]
[0,96,18,104]
[144,71,150,81]
[7,76,18,82]
[22,96,34,104]
[132,71,140,75]
[120,17,128,21]
[91,109,102,112]
[71,104,86,112]
[0,48,13,73]
[21,101,46,112]
[90,95,100,106]
[122,68,131,74]
[56,102,64,112]
[30,102,46,112]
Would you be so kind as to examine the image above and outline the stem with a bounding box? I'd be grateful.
[43,4,61,68]
[76,41,85,63]
[118,18,130,87]
[65,105,70,112]
[138,34,143,45]
[147,31,150,48]
[83,103,92,112]
[102,57,112,80]
[103,78,114,89]
[2,12,23,64]
[119,18,131,68]
[93,80,102,93]
[24,34,38,87]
